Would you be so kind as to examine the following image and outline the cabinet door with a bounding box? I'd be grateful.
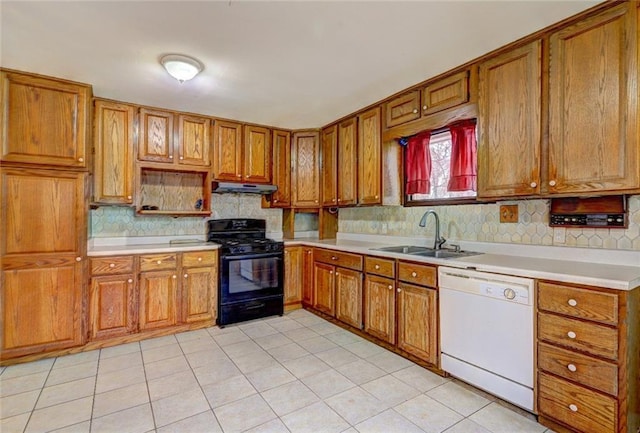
[90,274,136,340]
[313,262,335,316]
[270,129,291,207]
[364,274,395,344]
[421,70,469,116]
[302,247,314,306]
[138,108,174,163]
[0,71,89,168]
[284,247,303,306]
[182,266,215,323]
[2,256,84,359]
[139,270,178,330]
[177,114,211,167]
[337,118,358,206]
[291,131,321,207]
[335,267,362,328]
[397,282,437,364]
[385,91,420,128]
[548,4,638,194]
[244,125,271,183]
[213,120,242,181]
[93,100,135,204]
[321,125,338,206]
[478,40,542,198]
[358,107,382,205]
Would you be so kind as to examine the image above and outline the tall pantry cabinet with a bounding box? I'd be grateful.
[0,69,91,360]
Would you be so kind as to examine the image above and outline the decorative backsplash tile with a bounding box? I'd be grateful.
[339,195,640,251]
[90,194,282,238]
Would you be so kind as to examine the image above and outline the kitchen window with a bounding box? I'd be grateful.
[403,120,478,206]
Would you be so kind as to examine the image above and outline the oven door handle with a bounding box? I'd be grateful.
[222,252,283,261]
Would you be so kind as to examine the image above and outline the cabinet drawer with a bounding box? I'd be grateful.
[421,70,469,116]
[538,372,616,433]
[182,250,217,267]
[314,249,362,271]
[538,342,618,396]
[538,313,618,360]
[365,256,395,278]
[398,261,436,287]
[90,256,134,275]
[384,91,421,127]
[538,282,618,325]
[139,253,178,271]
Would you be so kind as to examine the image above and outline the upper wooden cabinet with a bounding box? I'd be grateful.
[321,125,338,206]
[138,108,174,163]
[0,70,91,169]
[477,40,542,198]
[213,121,271,183]
[177,114,211,167]
[243,125,272,183]
[337,118,358,206]
[269,129,292,207]
[357,107,382,205]
[291,130,321,208]
[547,3,639,195]
[93,100,135,205]
[384,70,471,129]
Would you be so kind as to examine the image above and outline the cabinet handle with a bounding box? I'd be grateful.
[314,200,318,203]
[198,257,202,261]
[179,156,184,160]
[336,272,339,276]
[237,174,242,178]
[375,195,379,199]
[567,363,577,372]
[307,251,312,255]
[567,298,577,307]
[530,182,537,188]
[169,155,173,159]
[109,263,115,268]
[412,108,418,114]
[76,257,82,262]
[246,175,250,178]
[156,260,162,265]
[567,331,577,339]
[127,278,133,283]
[375,265,380,270]
[331,256,337,261]
[78,157,84,162]
[397,288,401,293]
[388,285,392,290]
[569,404,578,412]
[184,274,188,278]
[337,198,341,202]
[172,275,177,279]
[549,180,557,187]
[411,272,417,277]
[330,271,333,275]
[422,105,427,111]
[274,199,278,203]
[127,195,132,200]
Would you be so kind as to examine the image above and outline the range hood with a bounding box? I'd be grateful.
[212,182,277,195]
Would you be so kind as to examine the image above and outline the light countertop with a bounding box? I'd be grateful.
[88,236,219,257]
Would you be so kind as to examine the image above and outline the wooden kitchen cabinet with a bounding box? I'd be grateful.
[364,274,396,344]
[0,69,91,169]
[335,267,362,329]
[357,107,382,205]
[243,125,271,183]
[284,246,303,309]
[421,70,469,116]
[536,281,640,433]
[302,247,314,306]
[477,40,542,198]
[337,117,358,206]
[89,256,136,340]
[547,3,639,195]
[321,125,338,206]
[138,270,178,331]
[93,100,136,205]
[138,108,174,163]
[313,262,335,316]
[181,250,217,323]
[291,130,321,208]
[212,121,271,183]
[1,167,87,360]
[269,129,292,207]
[385,91,421,128]
[177,114,211,167]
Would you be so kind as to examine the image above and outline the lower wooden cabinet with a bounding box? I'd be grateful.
[284,246,303,308]
[302,247,314,306]
[397,282,438,365]
[313,262,335,315]
[139,270,178,331]
[182,266,216,323]
[335,268,362,329]
[363,274,395,344]
[90,274,136,340]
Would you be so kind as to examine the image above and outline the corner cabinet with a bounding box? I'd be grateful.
[477,40,542,198]
[93,100,136,205]
[0,70,91,169]
[547,3,639,195]
[321,125,338,207]
[212,121,271,183]
[269,129,292,207]
[291,130,321,208]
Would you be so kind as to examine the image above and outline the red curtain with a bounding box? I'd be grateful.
[405,131,432,195]
[448,120,477,191]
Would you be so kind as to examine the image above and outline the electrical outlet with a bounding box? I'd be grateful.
[500,205,518,223]
[554,227,566,244]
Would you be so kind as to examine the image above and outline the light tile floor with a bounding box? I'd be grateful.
[0,309,557,433]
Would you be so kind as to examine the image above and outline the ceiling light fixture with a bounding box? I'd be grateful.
[160,54,204,83]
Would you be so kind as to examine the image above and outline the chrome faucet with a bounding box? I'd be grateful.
[419,210,446,250]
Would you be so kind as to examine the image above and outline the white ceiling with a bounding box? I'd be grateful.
[1,1,598,130]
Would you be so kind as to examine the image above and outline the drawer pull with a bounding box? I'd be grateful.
[184,274,188,278]
[198,257,202,262]
[567,298,577,307]
[569,404,578,412]
[127,279,133,283]
[109,263,115,268]
[411,272,417,277]
[567,331,577,339]
[156,260,162,265]
[388,285,393,290]
[397,288,401,293]
[567,363,577,372]
[375,265,380,270]
[172,275,177,279]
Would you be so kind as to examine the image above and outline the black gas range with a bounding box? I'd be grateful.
[207,219,284,326]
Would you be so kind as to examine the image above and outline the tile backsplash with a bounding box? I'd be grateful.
[90,194,282,238]
[339,195,640,250]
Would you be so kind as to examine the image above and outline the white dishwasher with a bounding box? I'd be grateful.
[438,266,535,412]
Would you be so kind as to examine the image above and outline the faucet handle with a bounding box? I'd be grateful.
[449,243,460,253]
[437,237,447,249]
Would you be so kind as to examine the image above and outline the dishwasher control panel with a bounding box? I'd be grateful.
[439,267,534,306]
[480,283,530,304]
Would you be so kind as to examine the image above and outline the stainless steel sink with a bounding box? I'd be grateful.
[409,250,483,259]
[372,245,433,254]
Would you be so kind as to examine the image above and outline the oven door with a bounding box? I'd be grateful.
[220,252,284,304]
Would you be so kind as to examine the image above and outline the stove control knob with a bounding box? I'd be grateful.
[503,288,516,300]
